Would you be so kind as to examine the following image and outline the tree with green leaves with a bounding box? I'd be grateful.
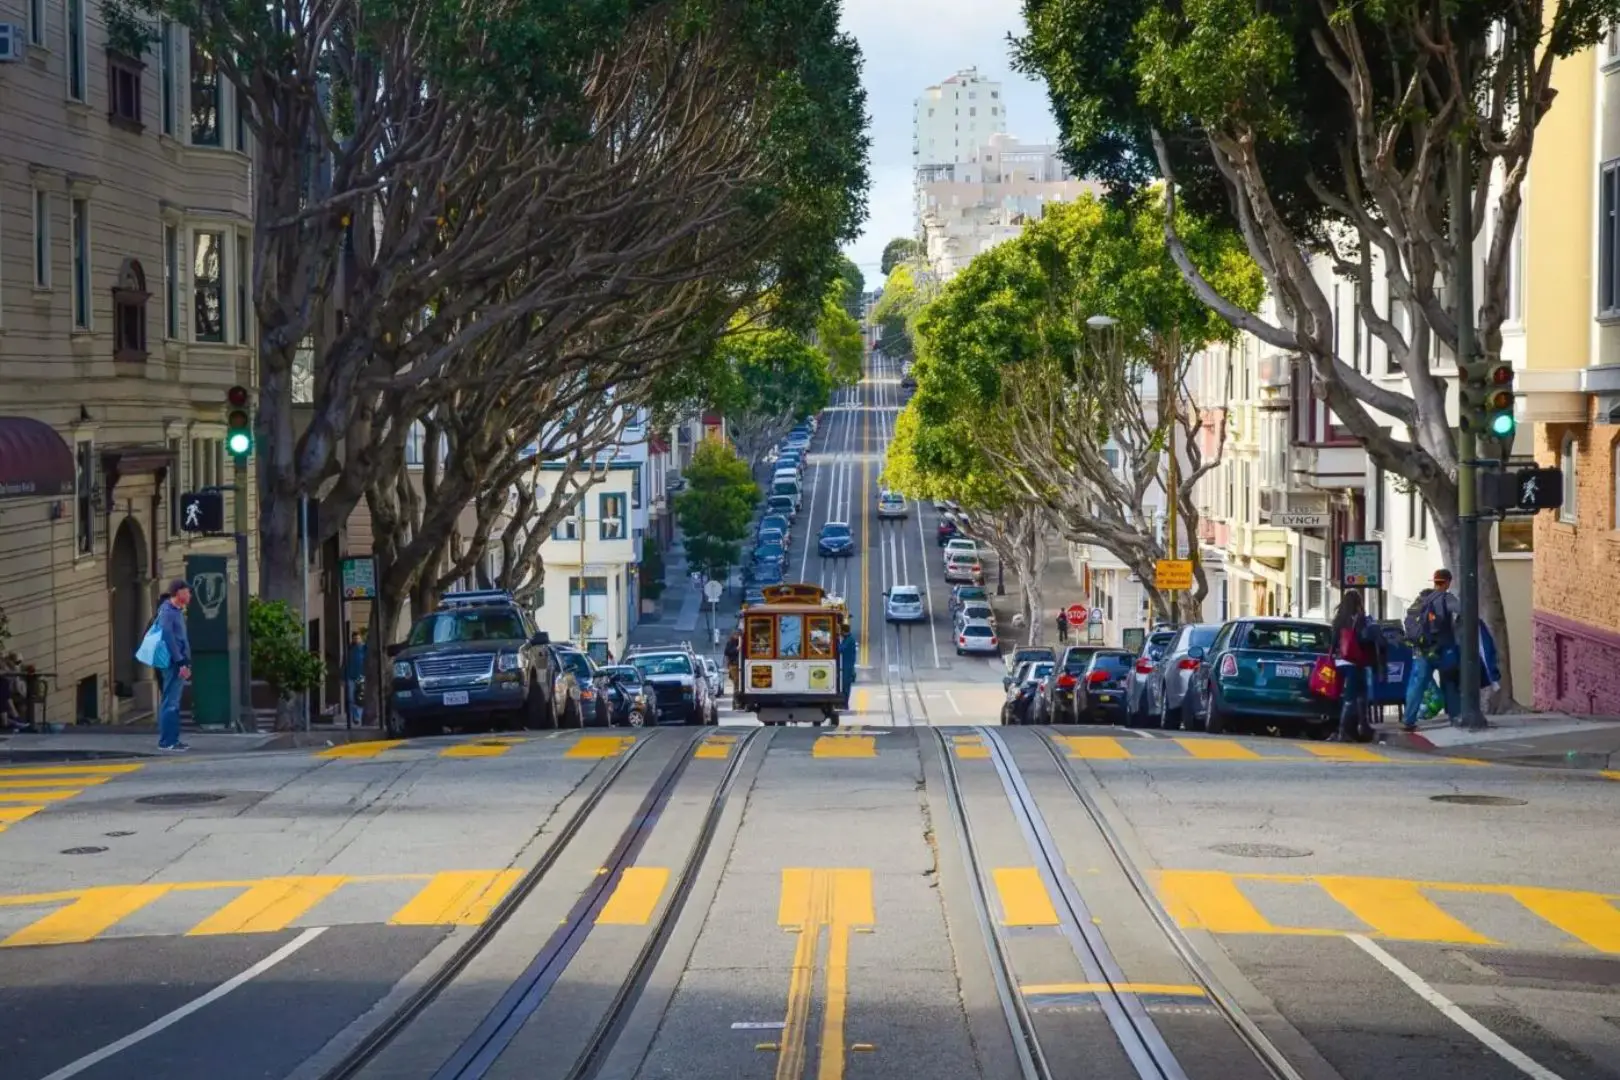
[1015,0,1615,697]
[817,291,866,388]
[871,261,932,364]
[676,439,761,580]
[908,193,1263,621]
[709,322,837,469]
[881,237,922,276]
[125,0,868,674]
[247,598,325,715]
[833,255,867,322]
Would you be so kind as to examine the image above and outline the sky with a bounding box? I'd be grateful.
[838,0,1060,287]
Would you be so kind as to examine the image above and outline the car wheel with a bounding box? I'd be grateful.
[385,707,407,738]
[1178,693,1200,732]
[1204,686,1232,736]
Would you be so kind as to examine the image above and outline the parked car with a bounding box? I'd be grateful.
[1147,624,1223,730]
[766,494,797,522]
[942,538,979,562]
[1188,618,1335,736]
[817,521,855,557]
[1125,629,1178,727]
[949,585,989,615]
[1002,661,1054,725]
[385,590,558,737]
[699,656,724,700]
[751,561,784,587]
[552,646,611,728]
[597,665,656,726]
[955,600,997,629]
[885,585,926,622]
[1038,645,1105,725]
[625,646,716,725]
[757,526,786,550]
[936,518,960,545]
[1005,645,1056,676]
[760,514,792,545]
[955,620,1000,656]
[943,550,984,585]
[753,542,786,569]
[744,586,767,607]
[876,491,908,518]
[1074,650,1135,724]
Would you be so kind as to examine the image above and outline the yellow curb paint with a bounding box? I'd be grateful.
[389,870,523,926]
[1174,738,1263,761]
[1300,744,1389,763]
[597,868,670,925]
[694,744,732,760]
[566,736,635,759]
[992,868,1059,927]
[813,736,875,759]
[1508,887,1620,954]
[0,805,47,830]
[0,776,116,788]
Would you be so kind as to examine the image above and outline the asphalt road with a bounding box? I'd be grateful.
[3,356,1619,1080]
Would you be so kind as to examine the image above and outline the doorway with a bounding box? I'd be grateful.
[109,516,149,696]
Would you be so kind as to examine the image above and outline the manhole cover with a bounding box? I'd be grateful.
[1430,794,1527,807]
[1211,843,1313,859]
[135,792,227,806]
[104,831,135,838]
[61,846,107,855]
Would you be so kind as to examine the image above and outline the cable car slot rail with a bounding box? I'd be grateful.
[319,727,763,1080]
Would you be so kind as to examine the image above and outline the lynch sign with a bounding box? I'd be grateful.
[1270,510,1329,529]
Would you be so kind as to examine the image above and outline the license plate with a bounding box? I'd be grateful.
[442,691,469,706]
[1273,664,1305,679]
[1098,695,1113,703]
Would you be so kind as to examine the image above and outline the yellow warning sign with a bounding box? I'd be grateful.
[808,666,832,691]
[1155,559,1194,591]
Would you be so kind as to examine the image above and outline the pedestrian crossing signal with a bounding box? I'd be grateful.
[1481,466,1562,513]
[180,490,225,533]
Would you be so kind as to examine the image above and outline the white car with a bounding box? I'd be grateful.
[943,550,984,585]
[955,600,996,628]
[955,620,1000,656]
[876,491,908,518]
[943,538,979,562]
[885,585,926,622]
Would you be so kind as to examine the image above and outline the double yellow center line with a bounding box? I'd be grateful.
[774,868,874,1080]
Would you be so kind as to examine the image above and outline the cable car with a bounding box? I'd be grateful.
[738,584,848,726]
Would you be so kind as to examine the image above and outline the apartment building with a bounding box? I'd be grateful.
[0,0,255,724]
[531,458,644,663]
[913,67,1006,175]
[1533,37,1620,712]
[917,134,1098,280]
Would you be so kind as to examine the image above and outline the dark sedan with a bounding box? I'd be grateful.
[817,521,855,557]
[1001,661,1054,725]
[1074,650,1135,724]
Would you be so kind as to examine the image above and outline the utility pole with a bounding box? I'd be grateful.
[1164,326,1180,628]
[226,387,254,735]
[1451,49,1487,731]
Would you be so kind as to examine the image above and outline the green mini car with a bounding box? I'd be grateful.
[1188,617,1335,736]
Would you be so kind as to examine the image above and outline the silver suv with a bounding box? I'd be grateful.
[885,585,925,622]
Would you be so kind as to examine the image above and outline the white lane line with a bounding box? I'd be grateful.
[43,927,328,1080]
[1347,934,1567,1080]
[945,689,964,717]
[914,485,944,670]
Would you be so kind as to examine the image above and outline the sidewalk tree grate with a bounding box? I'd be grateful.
[136,792,227,806]
[1429,794,1527,807]
[1210,843,1313,859]
[60,846,107,855]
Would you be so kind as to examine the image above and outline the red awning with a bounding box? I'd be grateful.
[0,417,75,500]
[649,436,670,454]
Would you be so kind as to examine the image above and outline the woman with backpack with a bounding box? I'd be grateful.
[1330,589,1378,742]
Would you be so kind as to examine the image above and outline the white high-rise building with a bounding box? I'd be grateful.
[913,68,1006,173]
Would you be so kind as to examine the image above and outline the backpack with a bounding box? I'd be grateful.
[1402,593,1429,644]
[1417,592,1457,652]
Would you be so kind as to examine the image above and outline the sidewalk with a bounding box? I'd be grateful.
[630,529,740,658]
[1381,711,1620,770]
[982,532,1086,650]
[0,723,380,762]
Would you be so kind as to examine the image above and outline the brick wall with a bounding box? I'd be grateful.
[1531,403,1620,712]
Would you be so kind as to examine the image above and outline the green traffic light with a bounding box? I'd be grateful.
[1489,413,1516,438]
[227,431,253,456]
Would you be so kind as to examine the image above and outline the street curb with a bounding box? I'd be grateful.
[1379,729,1437,751]
[257,728,386,751]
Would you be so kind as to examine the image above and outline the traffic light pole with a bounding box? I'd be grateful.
[1451,114,1487,731]
[232,455,253,734]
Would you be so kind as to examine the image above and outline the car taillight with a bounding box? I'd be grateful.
[958,636,967,645]
[1087,670,1109,684]
[1219,654,1238,678]
[1178,657,1200,670]
[1135,659,1154,675]
[989,636,997,646]
[1057,673,1077,689]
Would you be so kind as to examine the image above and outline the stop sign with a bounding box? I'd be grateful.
[1065,604,1088,627]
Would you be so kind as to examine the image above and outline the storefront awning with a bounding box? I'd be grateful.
[0,417,75,500]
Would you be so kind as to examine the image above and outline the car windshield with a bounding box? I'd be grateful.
[631,654,693,677]
[1145,632,1176,661]
[820,524,851,538]
[1089,652,1135,673]
[1180,626,1221,651]
[557,651,594,680]
[962,603,991,615]
[768,498,793,511]
[762,516,789,531]
[880,494,902,504]
[891,589,920,602]
[600,666,641,684]
[1244,623,1333,653]
[755,545,784,560]
[963,624,993,637]
[1063,648,1098,672]
[408,610,526,646]
[758,529,784,544]
[946,552,977,564]
[1026,662,1054,681]
[957,588,986,601]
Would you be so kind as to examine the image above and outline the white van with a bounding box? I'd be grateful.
[770,475,802,510]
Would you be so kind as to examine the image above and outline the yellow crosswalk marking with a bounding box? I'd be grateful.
[390,870,522,926]
[317,740,406,759]
[0,790,81,803]
[0,806,47,831]
[813,735,876,758]
[187,876,350,936]
[1174,738,1263,761]
[1508,887,1620,953]
[1315,876,1495,944]
[440,742,515,758]
[3,885,173,947]
[694,743,732,760]
[566,736,635,759]
[1156,871,1292,935]
[597,867,670,925]
[1300,743,1388,762]
[0,764,142,777]
[1056,736,1131,760]
[993,868,1059,926]
[954,743,990,759]
[0,775,116,788]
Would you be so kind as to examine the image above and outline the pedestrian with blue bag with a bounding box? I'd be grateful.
[136,580,193,752]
